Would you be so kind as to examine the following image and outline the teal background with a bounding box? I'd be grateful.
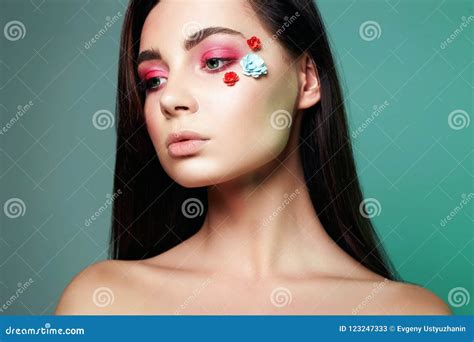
[1,0,472,315]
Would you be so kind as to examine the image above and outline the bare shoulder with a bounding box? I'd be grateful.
[372,280,452,315]
[54,251,206,315]
[55,259,139,315]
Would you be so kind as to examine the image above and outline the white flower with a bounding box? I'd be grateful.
[240,53,268,78]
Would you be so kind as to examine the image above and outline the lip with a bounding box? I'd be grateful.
[166,130,210,157]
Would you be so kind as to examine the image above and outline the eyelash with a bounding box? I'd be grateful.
[201,57,236,73]
[141,76,167,92]
[140,57,236,93]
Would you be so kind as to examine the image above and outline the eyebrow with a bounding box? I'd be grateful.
[137,26,245,67]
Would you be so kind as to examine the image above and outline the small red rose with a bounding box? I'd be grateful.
[247,36,261,51]
[223,71,239,86]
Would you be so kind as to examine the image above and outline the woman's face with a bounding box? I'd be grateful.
[138,0,300,188]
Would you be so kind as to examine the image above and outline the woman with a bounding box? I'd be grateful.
[56,0,451,315]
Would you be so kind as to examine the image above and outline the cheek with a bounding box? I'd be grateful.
[208,73,296,166]
[258,68,299,155]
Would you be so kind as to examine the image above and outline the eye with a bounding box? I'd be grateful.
[203,57,235,73]
[144,76,167,91]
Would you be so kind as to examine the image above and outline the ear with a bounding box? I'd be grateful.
[296,53,321,110]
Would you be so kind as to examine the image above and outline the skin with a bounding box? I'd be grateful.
[55,0,452,315]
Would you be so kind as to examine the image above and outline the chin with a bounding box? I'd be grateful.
[171,163,249,188]
[165,161,218,188]
[174,176,211,189]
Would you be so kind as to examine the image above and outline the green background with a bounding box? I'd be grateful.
[1,0,472,315]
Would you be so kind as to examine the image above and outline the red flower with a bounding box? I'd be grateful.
[247,36,261,51]
[223,71,239,86]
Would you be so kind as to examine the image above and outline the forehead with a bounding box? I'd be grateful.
[139,0,264,51]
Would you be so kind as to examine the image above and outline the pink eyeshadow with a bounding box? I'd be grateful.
[201,48,242,62]
[138,67,167,81]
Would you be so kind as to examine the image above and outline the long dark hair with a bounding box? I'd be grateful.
[110,0,398,280]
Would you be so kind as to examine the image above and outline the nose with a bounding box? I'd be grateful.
[159,74,199,118]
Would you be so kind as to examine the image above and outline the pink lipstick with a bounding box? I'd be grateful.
[166,130,210,157]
